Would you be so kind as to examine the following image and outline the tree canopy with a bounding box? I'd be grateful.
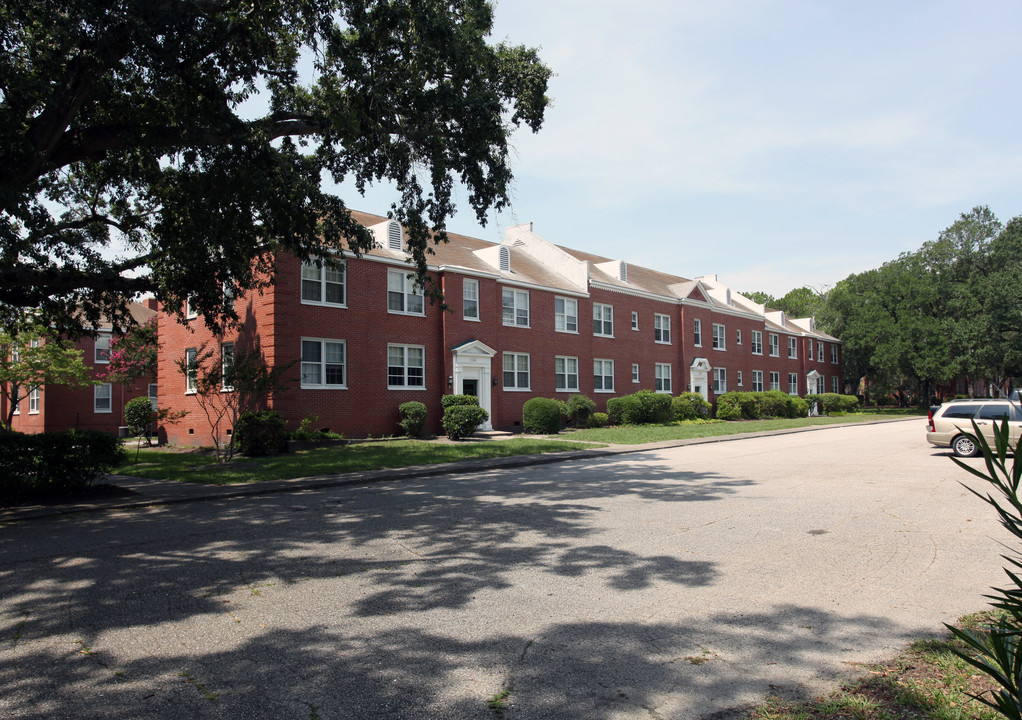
[1,0,551,337]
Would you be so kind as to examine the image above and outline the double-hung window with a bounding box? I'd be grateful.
[593,304,613,337]
[769,371,780,391]
[751,330,763,355]
[302,259,346,306]
[502,352,530,390]
[388,270,423,315]
[831,344,838,364]
[594,359,614,392]
[713,368,727,394]
[807,339,813,359]
[29,386,40,414]
[655,363,672,393]
[818,341,825,362]
[221,342,235,392]
[737,370,744,387]
[95,332,111,363]
[832,376,840,393]
[94,383,112,413]
[788,337,798,359]
[692,318,701,346]
[654,314,671,344]
[631,311,639,331]
[788,373,798,395]
[388,345,425,388]
[769,333,779,357]
[752,370,764,392]
[554,297,578,333]
[301,339,346,388]
[555,356,579,392]
[631,363,640,383]
[149,383,159,410]
[185,348,198,393]
[736,329,742,345]
[463,279,480,320]
[502,288,530,327]
[712,323,726,350]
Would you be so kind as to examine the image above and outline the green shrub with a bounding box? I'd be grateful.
[0,429,126,503]
[564,394,596,428]
[714,394,742,421]
[788,396,810,417]
[398,401,427,437]
[523,397,562,434]
[758,390,792,418]
[672,392,711,421]
[634,389,673,423]
[441,394,478,409]
[234,410,288,456]
[124,396,154,436]
[591,412,609,428]
[606,394,639,425]
[809,393,859,414]
[442,404,488,440]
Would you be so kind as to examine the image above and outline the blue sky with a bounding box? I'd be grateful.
[336,0,1022,297]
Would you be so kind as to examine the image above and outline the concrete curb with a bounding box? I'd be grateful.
[0,415,921,524]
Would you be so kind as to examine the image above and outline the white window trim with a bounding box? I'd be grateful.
[387,344,426,390]
[751,331,763,356]
[593,303,614,338]
[632,363,640,383]
[654,362,672,394]
[769,333,780,357]
[387,269,425,316]
[300,338,348,389]
[631,311,639,331]
[502,288,530,328]
[94,383,113,414]
[28,385,40,414]
[713,367,727,394]
[185,297,198,320]
[789,373,799,396]
[594,358,614,393]
[769,371,780,391]
[831,344,839,364]
[654,314,672,345]
[148,383,159,410]
[736,329,743,345]
[554,355,580,393]
[737,370,744,387]
[221,342,235,392]
[94,331,112,364]
[185,348,197,394]
[463,278,480,322]
[301,259,347,308]
[752,370,764,393]
[692,318,701,347]
[502,352,531,391]
[788,337,798,359]
[554,296,578,334]
[712,323,726,351]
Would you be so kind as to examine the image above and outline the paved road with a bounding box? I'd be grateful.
[0,421,1009,719]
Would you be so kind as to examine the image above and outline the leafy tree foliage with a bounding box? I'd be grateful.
[1,0,551,338]
[0,326,95,429]
[102,317,158,385]
[817,206,1022,400]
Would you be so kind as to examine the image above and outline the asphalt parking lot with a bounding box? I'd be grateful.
[0,419,1008,719]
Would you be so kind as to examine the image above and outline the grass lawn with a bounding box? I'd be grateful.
[563,412,914,445]
[124,437,598,485]
[746,615,1000,720]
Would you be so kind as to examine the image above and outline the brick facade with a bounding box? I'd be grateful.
[156,212,843,444]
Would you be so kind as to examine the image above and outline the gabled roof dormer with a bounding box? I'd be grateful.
[499,246,510,272]
[369,219,404,253]
[594,259,629,283]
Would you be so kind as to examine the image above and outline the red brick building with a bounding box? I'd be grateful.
[157,211,843,443]
[5,301,158,435]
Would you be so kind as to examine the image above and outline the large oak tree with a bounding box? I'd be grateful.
[1,0,550,337]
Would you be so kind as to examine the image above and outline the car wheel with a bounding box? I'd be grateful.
[952,435,980,458]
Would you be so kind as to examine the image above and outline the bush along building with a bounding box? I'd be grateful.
[156,211,842,444]
[4,300,158,435]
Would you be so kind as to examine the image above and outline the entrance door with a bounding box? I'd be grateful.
[462,378,479,400]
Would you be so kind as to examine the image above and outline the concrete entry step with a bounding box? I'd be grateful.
[471,430,514,439]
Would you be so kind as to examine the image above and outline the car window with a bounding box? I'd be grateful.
[976,404,1022,421]
[941,404,980,419]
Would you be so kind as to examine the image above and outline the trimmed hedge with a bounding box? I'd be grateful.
[713,391,811,421]
[443,404,488,440]
[441,394,478,409]
[564,394,596,428]
[672,392,712,421]
[523,397,562,434]
[0,429,126,503]
[607,390,672,425]
[398,401,427,437]
[806,393,859,414]
[235,410,289,456]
